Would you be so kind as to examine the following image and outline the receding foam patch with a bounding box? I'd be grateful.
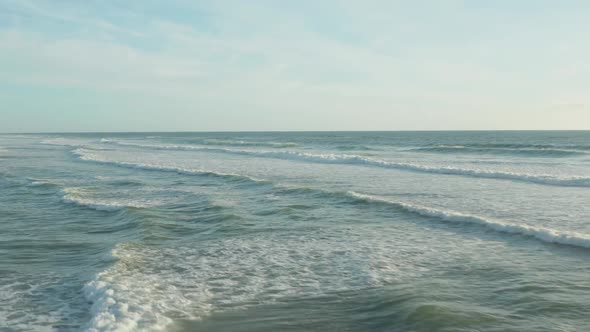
[84,228,427,331]
[60,187,157,212]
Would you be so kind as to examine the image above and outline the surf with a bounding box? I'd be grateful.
[61,187,152,212]
[347,192,590,249]
[68,149,590,250]
[203,139,298,148]
[99,140,590,187]
[407,145,587,157]
[72,148,270,185]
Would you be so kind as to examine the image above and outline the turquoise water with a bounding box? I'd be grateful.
[1,131,589,331]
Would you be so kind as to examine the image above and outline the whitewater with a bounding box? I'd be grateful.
[1,131,589,332]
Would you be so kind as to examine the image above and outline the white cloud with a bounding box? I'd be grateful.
[1,0,589,131]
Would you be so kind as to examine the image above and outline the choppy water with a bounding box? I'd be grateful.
[1,131,589,332]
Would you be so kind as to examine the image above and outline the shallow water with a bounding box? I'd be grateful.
[1,131,589,331]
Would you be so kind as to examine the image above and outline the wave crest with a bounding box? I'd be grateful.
[409,145,587,157]
[71,146,590,249]
[101,141,590,187]
[349,192,590,249]
[72,148,270,185]
[203,139,298,148]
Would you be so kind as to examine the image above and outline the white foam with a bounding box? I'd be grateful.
[72,146,590,248]
[27,178,61,187]
[61,187,153,211]
[72,148,268,184]
[102,141,590,187]
[409,144,589,157]
[84,231,418,331]
[80,192,590,332]
[349,192,590,249]
[84,245,205,332]
[203,139,298,148]
[41,138,92,147]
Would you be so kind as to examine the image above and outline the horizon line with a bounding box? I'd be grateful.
[2,129,590,134]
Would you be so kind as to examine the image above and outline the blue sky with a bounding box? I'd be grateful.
[1,0,589,132]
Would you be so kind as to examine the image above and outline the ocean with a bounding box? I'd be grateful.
[0,131,589,331]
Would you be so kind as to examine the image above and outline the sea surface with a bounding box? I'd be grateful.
[1,131,589,332]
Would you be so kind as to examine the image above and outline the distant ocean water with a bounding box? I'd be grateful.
[1,131,589,332]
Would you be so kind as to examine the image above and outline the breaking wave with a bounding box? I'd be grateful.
[101,141,590,187]
[348,192,590,249]
[408,145,587,157]
[66,148,590,249]
[203,139,298,148]
[72,148,270,185]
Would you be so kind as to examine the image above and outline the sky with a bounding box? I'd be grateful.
[0,0,589,132]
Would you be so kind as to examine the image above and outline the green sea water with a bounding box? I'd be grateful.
[1,131,589,331]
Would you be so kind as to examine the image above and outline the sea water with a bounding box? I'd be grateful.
[1,131,589,331]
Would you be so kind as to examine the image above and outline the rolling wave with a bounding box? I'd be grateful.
[71,147,590,249]
[40,138,89,147]
[348,192,590,249]
[409,145,586,157]
[335,144,375,151]
[102,141,590,187]
[454,143,590,150]
[203,139,298,148]
[102,138,297,148]
[72,148,270,184]
[271,187,590,249]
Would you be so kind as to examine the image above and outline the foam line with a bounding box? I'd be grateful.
[349,192,590,249]
[103,141,590,187]
[72,148,269,184]
[61,188,149,211]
